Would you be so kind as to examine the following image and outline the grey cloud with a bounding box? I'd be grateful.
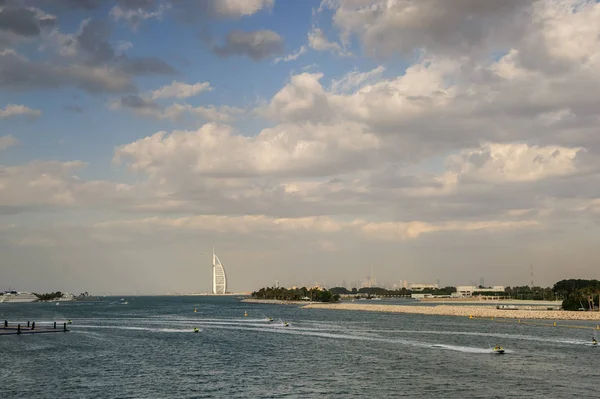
[211,30,284,61]
[1,17,176,93]
[0,7,40,37]
[330,0,533,58]
[117,0,156,10]
[74,20,176,74]
[119,56,177,75]
[0,51,136,93]
[77,19,116,63]
[117,94,160,110]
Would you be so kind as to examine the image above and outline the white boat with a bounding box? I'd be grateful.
[0,291,39,303]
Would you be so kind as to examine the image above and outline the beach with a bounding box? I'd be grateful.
[300,302,600,321]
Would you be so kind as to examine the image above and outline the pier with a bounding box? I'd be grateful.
[1,320,70,336]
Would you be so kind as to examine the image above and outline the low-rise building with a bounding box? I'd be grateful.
[456,285,505,297]
[410,283,439,291]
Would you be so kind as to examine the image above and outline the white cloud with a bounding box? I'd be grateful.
[330,65,385,93]
[109,3,171,30]
[93,214,539,242]
[209,0,275,18]
[0,135,19,150]
[0,104,42,119]
[113,122,381,178]
[446,143,583,183]
[308,27,350,56]
[150,81,213,100]
[274,45,307,64]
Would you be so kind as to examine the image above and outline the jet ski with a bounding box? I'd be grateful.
[492,346,505,354]
[592,339,597,346]
[267,317,273,322]
[283,322,289,327]
[193,327,199,333]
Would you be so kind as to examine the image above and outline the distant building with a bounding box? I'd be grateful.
[410,283,439,291]
[212,248,227,295]
[456,285,505,297]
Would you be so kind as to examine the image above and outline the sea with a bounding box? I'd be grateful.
[1,296,599,398]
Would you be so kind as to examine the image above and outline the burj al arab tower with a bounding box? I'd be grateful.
[212,247,227,295]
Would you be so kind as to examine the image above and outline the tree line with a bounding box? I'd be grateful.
[34,291,63,301]
[553,279,600,311]
[251,287,340,302]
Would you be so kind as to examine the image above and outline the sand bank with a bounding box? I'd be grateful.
[301,303,600,321]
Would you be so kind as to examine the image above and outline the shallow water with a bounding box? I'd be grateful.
[1,296,598,398]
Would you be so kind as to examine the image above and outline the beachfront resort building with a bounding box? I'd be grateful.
[456,285,505,297]
[410,283,439,291]
[212,248,227,295]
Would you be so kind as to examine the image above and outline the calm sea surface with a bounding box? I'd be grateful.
[2,296,599,398]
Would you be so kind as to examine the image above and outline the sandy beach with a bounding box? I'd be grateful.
[300,303,600,321]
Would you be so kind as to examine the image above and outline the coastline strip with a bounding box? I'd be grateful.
[298,303,600,321]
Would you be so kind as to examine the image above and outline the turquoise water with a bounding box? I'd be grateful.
[1,296,599,398]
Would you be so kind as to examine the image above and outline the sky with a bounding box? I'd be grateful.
[1,0,600,295]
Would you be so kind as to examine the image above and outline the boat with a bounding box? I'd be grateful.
[592,338,597,346]
[0,291,39,303]
[193,327,199,333]
[283,322,289,327]
[492,346,505,354]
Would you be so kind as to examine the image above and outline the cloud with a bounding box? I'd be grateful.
[173,0,275,20]
[109,95,161,117]
[0,50,136,93]
[446,143,583,183]
[330,65,385,93]
[113,122,380,179]
[307,27,349,56]
[0,160,135,214]
[0,134,18,150]
[109,94,242,123]
[0,104,41,119]
[1,18,176,93]
[322,0,533,58]
[109,2,171,31]
[150,80,213,99]
[210,30,284,61]
[274,45,307,64]
[0,6,56,37]
[92,214,539,242]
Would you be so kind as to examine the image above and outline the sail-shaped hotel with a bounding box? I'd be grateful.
[212,248,227,294]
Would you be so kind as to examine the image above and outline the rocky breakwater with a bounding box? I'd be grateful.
[302,303,600,321]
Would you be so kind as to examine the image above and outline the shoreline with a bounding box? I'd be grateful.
[300,303,600,321]
[242,298,314,305]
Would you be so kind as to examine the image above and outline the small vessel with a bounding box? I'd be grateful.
[268,317,273,322]
[193,327,199,333]
[194,308,197,313]
[492,346,505,354]
[592,338,597,346]
[56,302,60,306]
[244,311,248,317]
[121,301,129,305]
[283,322,289,327]
[67,320,72,324]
